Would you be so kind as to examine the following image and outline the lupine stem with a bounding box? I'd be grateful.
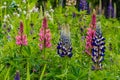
[65,57,68,80]
[40,64,46,80]
[39,49,46,80]
[40,32,46,80]
[1,0,2,24]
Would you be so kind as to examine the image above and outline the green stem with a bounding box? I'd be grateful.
[65,57,68,80]
[40,64,47,80]
[27,59,30,80]
[40,41,46,80]
[5,3,6,16]
[1,0,2,24]
[20,45,22,54]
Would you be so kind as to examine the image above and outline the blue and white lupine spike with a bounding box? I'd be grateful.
[57,24,72,58]
[92,22,105,70]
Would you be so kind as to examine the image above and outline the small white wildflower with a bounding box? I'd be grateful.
[4,2,7,5]
[3,18,6,22]
[17,14,20,17]
[13,12,17,15]
[34,7,38,12]
[7,14,10,18]
[32,7,38,12]
[23,10,26,14]
[22,0,26,3]
[49,17,53,21]
[17,8,22,12]
[2,6,6,9]
[45,11,51,17]
[4,15,7,19]
[13,12,20,17]
[17,4,19,7]
[46,13,51,17]
[50,9,54,13]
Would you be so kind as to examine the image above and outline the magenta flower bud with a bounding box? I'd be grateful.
[42,17,48,28]
[91,10,96,28]
[20,21,23,33]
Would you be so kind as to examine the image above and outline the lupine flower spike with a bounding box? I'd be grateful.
[57,24,72,58]
[92,22,105,70]
[108,0,114,18]
[16,21,28,46]
[39,17,51,50]
[98,0,102,15]
[14,71,20,80]
[85,10,96,55]
[113,3,116,18]
[79,0,89,13]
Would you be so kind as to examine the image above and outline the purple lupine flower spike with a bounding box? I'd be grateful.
[57,24,72,58]
[14,71,20,80]
[79,0,89,13]
[92,22,105,70]
[108,0,114,18]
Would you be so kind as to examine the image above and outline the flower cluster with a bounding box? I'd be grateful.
[66,0,76,6]
[57,24,72,58]
[85,11,96,55]
[16,21,28,46]
[79,0,89,13]
[14,71,20,80]
[85,28,95,55]
[107,0,114,18]
[39,17,51,50]
[92,22,105,70]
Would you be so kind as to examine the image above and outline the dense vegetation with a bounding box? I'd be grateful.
[0,0,120,80]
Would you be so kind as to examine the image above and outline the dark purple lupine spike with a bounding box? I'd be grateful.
[78,0,89,14]
[14,71,20,80]
[91,22,105,70]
